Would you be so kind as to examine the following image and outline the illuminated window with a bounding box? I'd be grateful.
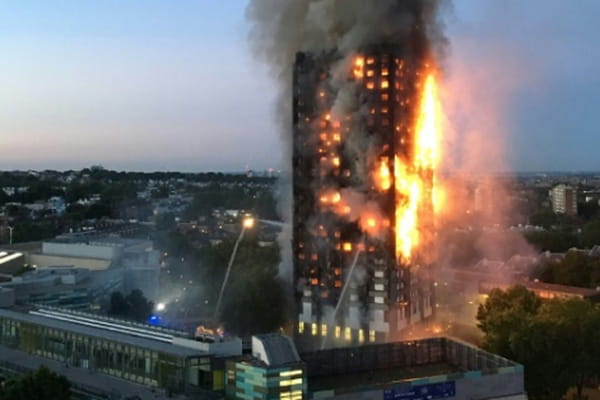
[381,107,389,114]
[311,254,318,261]
[334,280,342,288]
[332,157,341,167]
[311,278,319,286]
[359,329,365,343]
[367,57,375,65]
[281,390,303,400]
[381,68,389,76]
[343,243,352,252]
[381,93,390,101]
[333,133,341,142]
[334,268,341,275]
[311,323,318,336]
[381,80,389,89]
[298,321,304,334]
[280,370,303,378]
[366,81,375,90]
[321,324,328,336]
[335,326,341,339]
[369,329,376,343]
[367,70,375,77]
[345,327,352,341]
[298,253,305,260]
[374,283,385,291]
[280,378,303,387]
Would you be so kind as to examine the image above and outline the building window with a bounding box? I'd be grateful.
[280,370,303,378]
[321,324,328,337]
[344,327,352,342]
[298,321,305,334]
[280,378,303,387]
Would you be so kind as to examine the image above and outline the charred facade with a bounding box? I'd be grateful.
[293,46,435,348]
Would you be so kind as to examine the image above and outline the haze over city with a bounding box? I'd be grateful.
[1,0,599,172]
[2,2,600,400]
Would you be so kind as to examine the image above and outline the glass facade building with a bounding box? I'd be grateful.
[0,307,234,395]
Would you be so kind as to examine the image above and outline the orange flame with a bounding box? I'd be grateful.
[353,56,365,79]
[374,157,392,191]
[395,70,443,264]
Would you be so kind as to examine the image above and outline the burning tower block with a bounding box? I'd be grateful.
[293,46,441,348]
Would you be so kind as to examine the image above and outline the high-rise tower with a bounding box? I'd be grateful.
[293,46,438,348]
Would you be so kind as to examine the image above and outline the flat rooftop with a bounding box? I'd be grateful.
[309,363,459,393]
[0,307,204,358]
[301,337,522,395]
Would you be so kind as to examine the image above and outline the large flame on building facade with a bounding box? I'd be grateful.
[324,56,443,265]
[293,46,444,346]
[394,70,443,264]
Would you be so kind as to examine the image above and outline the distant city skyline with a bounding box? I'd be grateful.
[1,1,599,172]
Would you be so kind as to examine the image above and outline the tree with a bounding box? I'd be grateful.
[221,274,288,336]
[581,220,600,248]
[0,366,71,400]
[109,291,128,316]
[108,290,154,322]
[524,230,578,253]
[476,285,541,359]
[538,251,600,289]
[127,289,155,322]
[477,286,600,400]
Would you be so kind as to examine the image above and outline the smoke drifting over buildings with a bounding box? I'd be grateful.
[246,0,449,171]
[247,0,454,347]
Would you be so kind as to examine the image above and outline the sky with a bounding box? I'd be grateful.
[0,0,599,172]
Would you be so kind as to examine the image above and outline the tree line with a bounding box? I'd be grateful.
[478,285,600,400]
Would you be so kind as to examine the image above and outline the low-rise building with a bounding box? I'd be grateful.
[226,334,306,400]
[0,304,242,398]
[480,280,600,302]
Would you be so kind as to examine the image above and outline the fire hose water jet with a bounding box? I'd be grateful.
[214,217,255,318]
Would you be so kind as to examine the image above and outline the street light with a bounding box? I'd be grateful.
[242,217,255,229]
[214,216,255,318]
[156,302,166,312]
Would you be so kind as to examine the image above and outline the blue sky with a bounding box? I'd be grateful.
[1,1,599,172]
